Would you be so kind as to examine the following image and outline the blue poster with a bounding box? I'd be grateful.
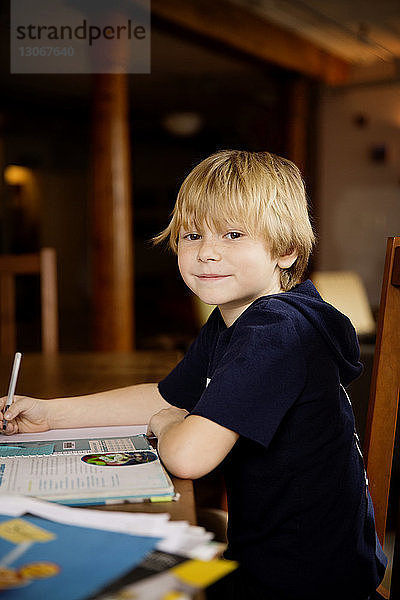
[0,514,160,599]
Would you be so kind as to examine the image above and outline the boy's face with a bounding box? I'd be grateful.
[178,224,293,326]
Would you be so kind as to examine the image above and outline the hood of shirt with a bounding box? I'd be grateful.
[271,279,363,387]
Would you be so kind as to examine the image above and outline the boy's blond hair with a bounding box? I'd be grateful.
[154,150,315,291]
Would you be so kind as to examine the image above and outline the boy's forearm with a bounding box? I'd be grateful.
[156,415,239,479]
[47,383,170,429]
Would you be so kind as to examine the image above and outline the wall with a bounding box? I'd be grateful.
[317,82,400,309]
[39,170,90,349]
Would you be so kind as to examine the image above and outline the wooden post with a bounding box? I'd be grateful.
[286,77,320,276]
[90,74,134,350]
[0,274,16,354]
[287,77,309,175]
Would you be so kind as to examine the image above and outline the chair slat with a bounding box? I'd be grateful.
[364,237,400,546]
[0,249,58,354]
[40,248,58,353]
[0,253,40,274]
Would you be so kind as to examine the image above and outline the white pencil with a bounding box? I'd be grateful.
[2,352,22,431]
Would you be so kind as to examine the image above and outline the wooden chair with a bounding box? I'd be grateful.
[363,237,400,599]
[0,248,58,354]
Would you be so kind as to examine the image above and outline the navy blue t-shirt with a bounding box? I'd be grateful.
[158,281,386,599]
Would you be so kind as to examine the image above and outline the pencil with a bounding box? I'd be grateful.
[2,352,22,431]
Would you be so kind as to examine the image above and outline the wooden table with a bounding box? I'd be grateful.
[0,351,198,525]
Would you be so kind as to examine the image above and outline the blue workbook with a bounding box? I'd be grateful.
[0,513,160,599]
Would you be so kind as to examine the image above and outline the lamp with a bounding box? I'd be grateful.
[4,165,32,186]
[162,111,203,137]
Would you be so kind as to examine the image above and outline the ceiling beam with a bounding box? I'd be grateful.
[151,0,350,85]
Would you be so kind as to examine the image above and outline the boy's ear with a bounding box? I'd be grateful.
[277,249,298,269]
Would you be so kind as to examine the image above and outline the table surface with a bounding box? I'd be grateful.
[0,351,198,525]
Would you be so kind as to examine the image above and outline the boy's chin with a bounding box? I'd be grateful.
[197,294,223,306]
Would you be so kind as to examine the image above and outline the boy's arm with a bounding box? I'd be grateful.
[1,383,171,434]
[148,409,239,479]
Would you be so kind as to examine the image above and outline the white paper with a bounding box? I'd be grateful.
[0,495,215,557]
[0,494,169,533]
[2,425,147,443]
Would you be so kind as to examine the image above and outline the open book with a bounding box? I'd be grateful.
[0,428,175,506]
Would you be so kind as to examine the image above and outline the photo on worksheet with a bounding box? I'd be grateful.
[81,451,158,467]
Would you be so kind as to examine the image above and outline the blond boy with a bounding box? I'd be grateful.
[1,151,386,599]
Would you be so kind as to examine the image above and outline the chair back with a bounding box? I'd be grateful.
[0,248,58,354]
[362,237,400,598]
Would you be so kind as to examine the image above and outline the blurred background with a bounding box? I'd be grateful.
[0,0,399,353]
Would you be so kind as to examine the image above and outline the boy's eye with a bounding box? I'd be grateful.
[225,231,243,240]
[183,233,201,241]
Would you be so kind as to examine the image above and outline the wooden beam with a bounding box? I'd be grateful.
[90,74,134,351]
[152,0,349,85]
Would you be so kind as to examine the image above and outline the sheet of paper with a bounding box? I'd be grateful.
[0,433,151,456]
[0,495,169,535]
[2,425,147,443]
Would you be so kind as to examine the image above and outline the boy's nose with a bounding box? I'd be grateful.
[197,240,221,262]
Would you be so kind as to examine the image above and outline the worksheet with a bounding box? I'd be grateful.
[0,431,174,505]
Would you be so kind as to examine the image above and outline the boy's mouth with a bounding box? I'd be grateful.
[196,274,231,280]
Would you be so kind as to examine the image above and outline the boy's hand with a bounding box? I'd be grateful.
[0,396,51,435]
[147,407,189,439]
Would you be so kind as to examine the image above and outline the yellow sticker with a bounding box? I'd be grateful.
[0,566,29,590]
[171,559,238,588]
[0,519,56,544]
[19,562,60,579]
[162,592,186,600]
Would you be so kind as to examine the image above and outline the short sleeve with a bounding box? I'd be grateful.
[158,309,220,411]
[191,311,308,449]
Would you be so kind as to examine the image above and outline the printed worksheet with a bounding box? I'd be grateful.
[0,433,174,505]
